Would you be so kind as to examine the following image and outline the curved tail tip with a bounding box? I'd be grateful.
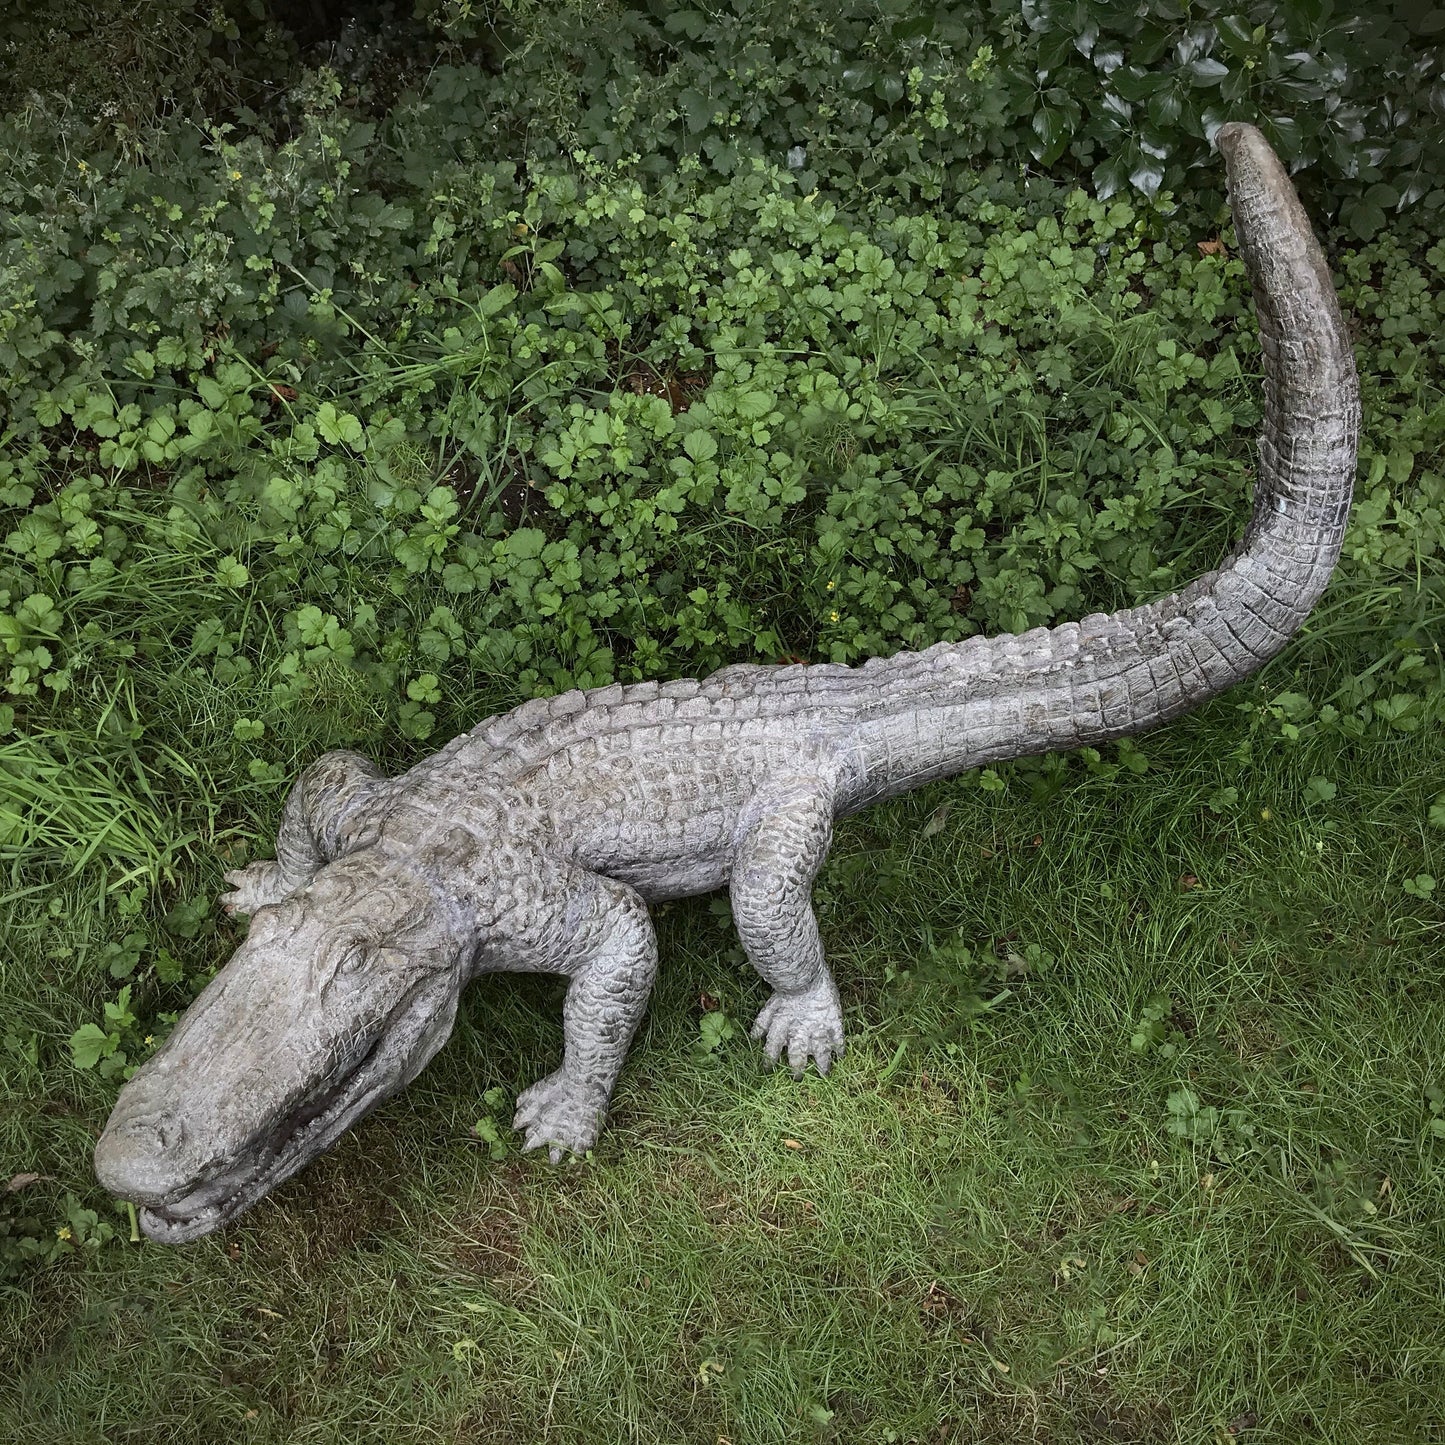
[1214,121,1265,160]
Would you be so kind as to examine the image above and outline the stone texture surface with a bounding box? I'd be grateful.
[95,125,1359,1242]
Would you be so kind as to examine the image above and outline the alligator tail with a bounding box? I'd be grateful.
[855,122,1359,798]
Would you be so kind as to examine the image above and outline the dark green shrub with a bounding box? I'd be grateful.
[0,0,295,133]
[6,2,1440,237]
[409,0,1445,237]
[0,83,1439,765]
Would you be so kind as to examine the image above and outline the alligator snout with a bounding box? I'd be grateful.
[94,1106,192,1205]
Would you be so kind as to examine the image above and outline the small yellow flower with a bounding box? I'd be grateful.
[1260,808,1273,822]
[828,609,840,623]
[144,1035,154,1046]
[76,160,88,173]
[231,170,242,180]
[56,1226,73,1241]
[825,580,836,591]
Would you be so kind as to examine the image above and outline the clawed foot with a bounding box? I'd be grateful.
[219,861,289,917]
[751,977,846,1078]
[513,1068,608,1164]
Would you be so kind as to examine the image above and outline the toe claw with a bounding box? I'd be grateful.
[749,998,775,1042]
[511,1068,604,1161]
[217,860,288,917]
[752,980,846,1081]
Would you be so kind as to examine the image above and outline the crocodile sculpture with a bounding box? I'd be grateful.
[95,124,1359,1242]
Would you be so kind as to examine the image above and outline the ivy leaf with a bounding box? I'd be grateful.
[1111,66,1164,102]
[1130,156,1166,198]
[1185,57,1230,86]
[1148,87,1185,128]
[1037,29,1076,70]
[1342,198,1387,241]
[1094,151,1132,201]
[1031,105,1072,164]
[664,9,708,39]
[1216,15,1258,58]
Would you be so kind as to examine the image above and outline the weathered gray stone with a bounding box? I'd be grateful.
[95,125,1359,1242]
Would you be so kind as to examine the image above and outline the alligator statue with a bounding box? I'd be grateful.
[95,124,1359,1242]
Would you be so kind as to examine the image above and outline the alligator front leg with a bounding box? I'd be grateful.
[731,778,845,1078]
[513,873,658,1162]
[220,750,380,916]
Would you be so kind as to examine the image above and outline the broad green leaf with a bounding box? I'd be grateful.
[1186,57,1229,85]
[684,429,718,462]
[477,281,516,318]
[70,1024,113,1071]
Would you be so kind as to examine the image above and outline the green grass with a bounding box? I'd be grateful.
[2,661,1442,1443]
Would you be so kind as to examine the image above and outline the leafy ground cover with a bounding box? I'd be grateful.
[2,4,1444,1441]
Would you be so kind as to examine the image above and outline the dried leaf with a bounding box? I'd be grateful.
[921,803,952,838]
[5,1172,52,1192]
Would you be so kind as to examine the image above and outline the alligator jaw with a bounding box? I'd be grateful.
[132,1039,394,1242]
[111,972,459,1243]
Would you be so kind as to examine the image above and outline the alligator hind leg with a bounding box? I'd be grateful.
[730,779,846,1078]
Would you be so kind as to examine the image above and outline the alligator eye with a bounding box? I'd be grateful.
[335,945,368,978]
[316,942,370,997]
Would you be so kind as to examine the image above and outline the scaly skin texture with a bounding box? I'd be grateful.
[95,125,1359,1242]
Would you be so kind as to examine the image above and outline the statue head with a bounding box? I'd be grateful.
[94,846,469,1241]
